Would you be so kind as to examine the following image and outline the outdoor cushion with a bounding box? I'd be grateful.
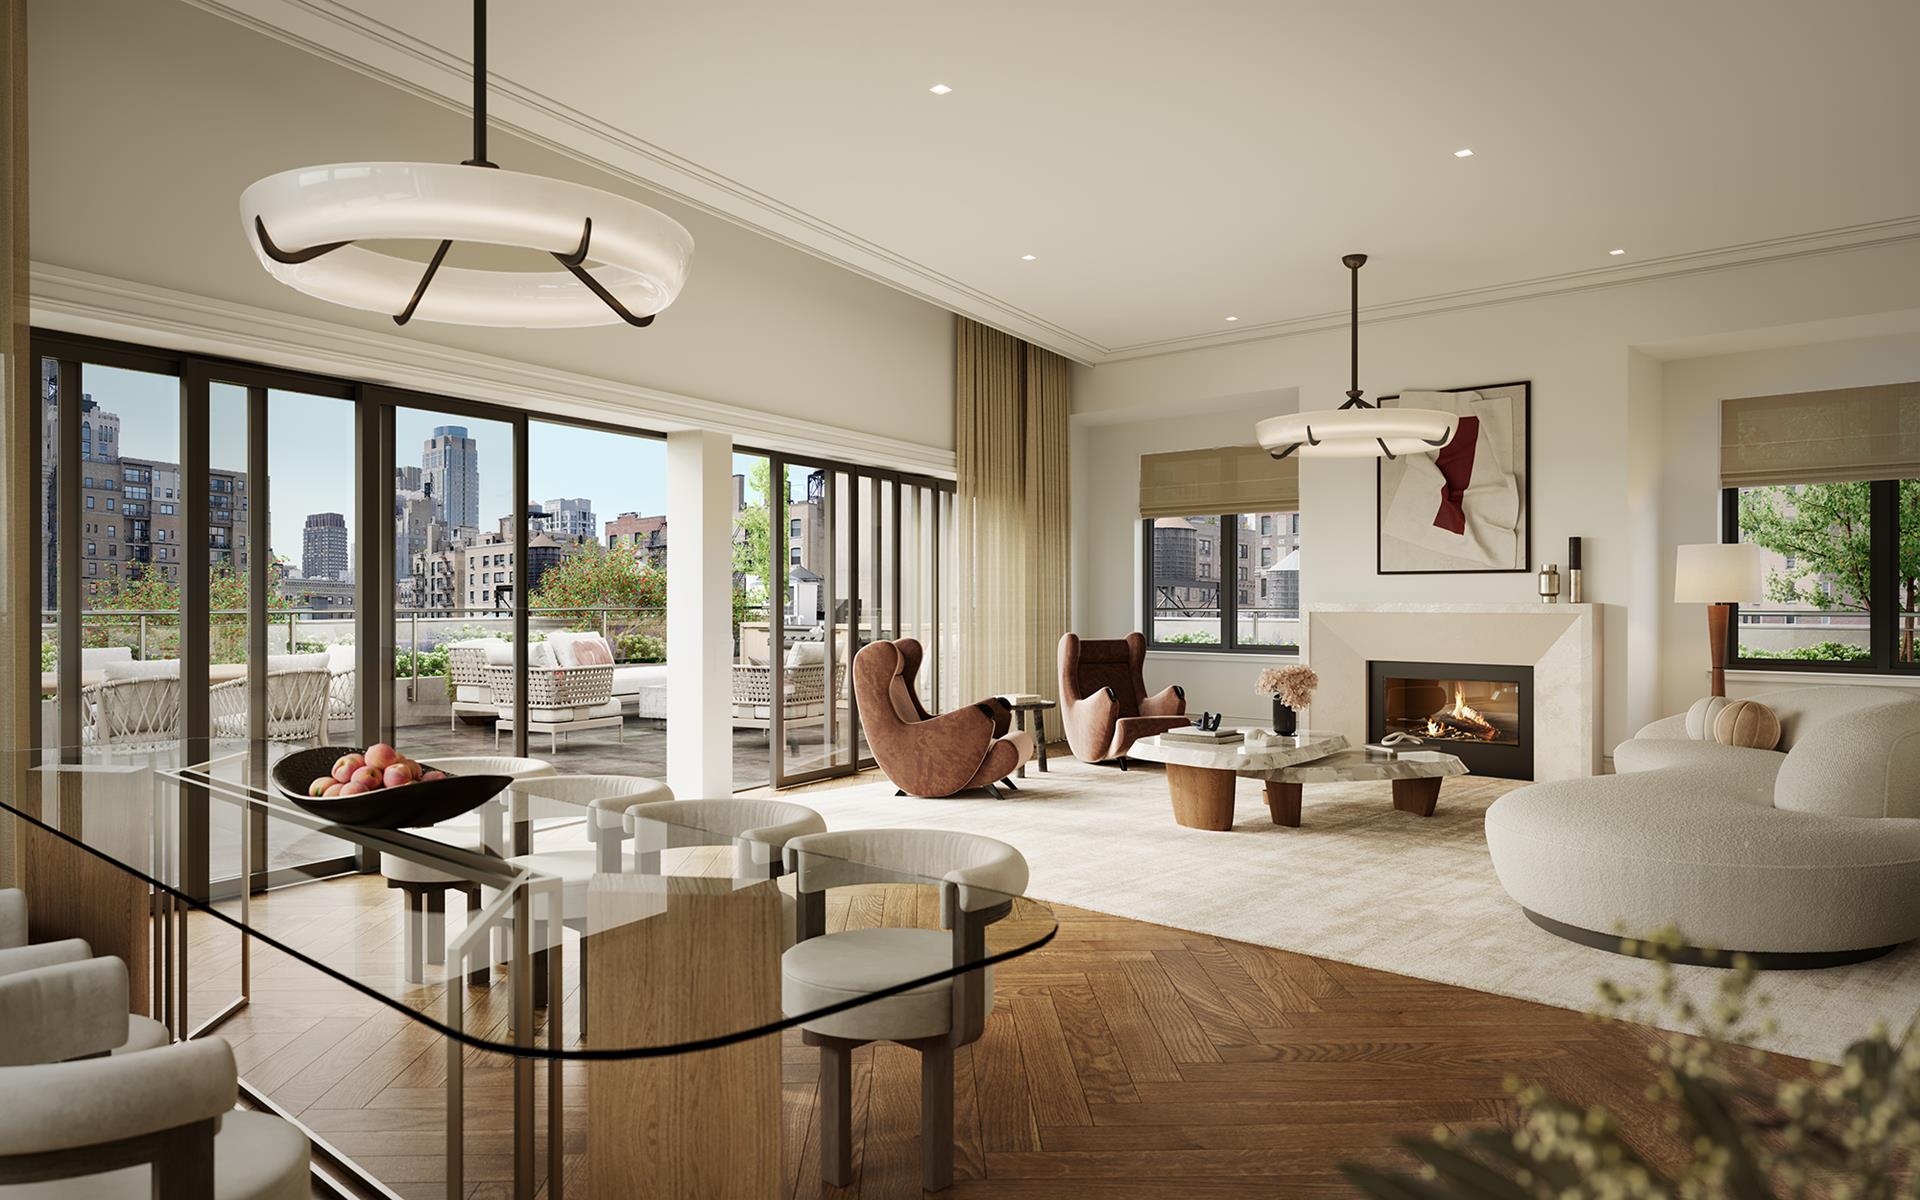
[266,652,329,673]
[102,659,180,681]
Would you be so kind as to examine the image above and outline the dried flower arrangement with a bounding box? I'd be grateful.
[1255,664,1319,710]
[1342,929,1920,1199]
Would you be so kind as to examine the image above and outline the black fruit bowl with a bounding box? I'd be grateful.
[271,746,512,830]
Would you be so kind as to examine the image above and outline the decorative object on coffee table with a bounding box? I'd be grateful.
[1256,664,1318,736]
[1674,542,1765,697]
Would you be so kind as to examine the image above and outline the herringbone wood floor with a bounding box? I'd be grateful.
[179,762,1817,1199]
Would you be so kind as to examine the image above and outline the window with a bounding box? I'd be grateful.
[85,495,94,510]
[1725,479,1918,671]
[1143,510,1302,653]
[790,517,803,537]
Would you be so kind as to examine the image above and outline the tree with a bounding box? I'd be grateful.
[732,458,775,632]
[527,541,665,627]
[83,563,290,662]
[1739,481,1920,661]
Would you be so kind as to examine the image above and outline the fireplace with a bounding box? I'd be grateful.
[1368,660,1534,780]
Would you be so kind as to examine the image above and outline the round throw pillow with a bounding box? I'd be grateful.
[1713,699,1782,750]
[1684,695,1731,740]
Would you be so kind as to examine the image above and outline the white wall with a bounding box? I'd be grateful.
[1655,328,1920,718]
[26,0,953,456]
[1073,240,1920,754]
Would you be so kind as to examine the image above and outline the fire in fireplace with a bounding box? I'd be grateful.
[1368,661,1534,780]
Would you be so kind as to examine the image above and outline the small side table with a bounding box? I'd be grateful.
[999,695,1056,778]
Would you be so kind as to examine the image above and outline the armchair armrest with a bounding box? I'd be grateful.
[0,1038,235,1158]
[1139,684,1186,719]
[0,889,23,950]
[0,957,133,1065]
[1060,685,1118,760]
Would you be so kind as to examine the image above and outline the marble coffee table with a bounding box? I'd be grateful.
[1127,730,1350,831]
[1262,749,1468,827]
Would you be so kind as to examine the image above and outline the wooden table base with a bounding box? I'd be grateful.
[1264,781,1302,828]
[1165,764,1238,831]
[1391,776,1444,817]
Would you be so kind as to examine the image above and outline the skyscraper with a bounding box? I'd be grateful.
[302,512,349,581]
[422,425,479,530]
[539,497,597,541]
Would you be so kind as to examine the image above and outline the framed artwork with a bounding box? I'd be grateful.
[1375,380,1531,575]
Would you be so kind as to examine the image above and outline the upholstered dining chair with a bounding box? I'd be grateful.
[0,1036,310,1200]
[379,755,556,986]
[0,954,170,1063]
[852,639,1032,799]
[621,797,826,947]
[0,888,24,950]
[1058,632,1189,765]
[781,829,1029,1192]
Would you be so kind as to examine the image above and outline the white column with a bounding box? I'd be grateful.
[666,430,734,798]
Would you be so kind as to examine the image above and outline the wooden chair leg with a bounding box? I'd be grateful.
[819,1039,854,1187]
[463,886,490,988]
[150,1117,217,1200]
[920,1042,955,1192]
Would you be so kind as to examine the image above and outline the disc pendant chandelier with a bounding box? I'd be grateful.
[240,0,693,328]
[1254,255,1456,459]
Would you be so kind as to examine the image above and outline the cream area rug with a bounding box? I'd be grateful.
[790,758,1920,1064]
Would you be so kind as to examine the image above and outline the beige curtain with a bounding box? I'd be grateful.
[1139,445,1298,518]
[955,317,1071,741]
[1722,382,1920,487]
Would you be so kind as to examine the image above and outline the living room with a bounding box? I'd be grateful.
[3,1,1918,1197]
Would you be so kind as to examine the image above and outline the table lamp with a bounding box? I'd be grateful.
[1674,543,1765,697]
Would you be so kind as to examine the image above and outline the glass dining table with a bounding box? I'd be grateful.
[0,744,1057,1200]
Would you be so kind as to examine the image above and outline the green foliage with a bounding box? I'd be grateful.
[394,646,450,678]
[40,640,56,673]
[1737,483,1886,613]
[1162,630,1221,645]
[1741,641,1873,662]
[733,458,773,631]
[616,632,666,663]
[82,565,291,662]
[1341,929,1920,1199]
[527,541,665,628]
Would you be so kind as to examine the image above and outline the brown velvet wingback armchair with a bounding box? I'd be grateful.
[854,639,1034,799]
[1059,632,1189,764]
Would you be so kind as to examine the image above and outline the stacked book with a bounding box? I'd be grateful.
[1161,727,1245,746]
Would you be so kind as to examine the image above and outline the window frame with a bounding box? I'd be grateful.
[1721,481,1915,676]
[1141,512,1302,656]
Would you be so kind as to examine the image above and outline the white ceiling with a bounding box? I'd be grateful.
[191,0,1920,363]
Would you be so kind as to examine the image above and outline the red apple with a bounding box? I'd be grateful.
[331,753,365,783]
[364,743,401,771]
[350,764,383,788]
[323,782,345,798]
[308,776,333,797]
[420,769,446,783]
[339,780,371,796]
[382,763,418,789]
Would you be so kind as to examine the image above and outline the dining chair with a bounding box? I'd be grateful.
[781,829,1029,1192]
[0,954,169,1064]
[620,797,827,946]
[0,1036,310,1200]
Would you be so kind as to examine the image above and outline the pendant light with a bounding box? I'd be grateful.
[1254,255,1457,459]
[240,0,693,329]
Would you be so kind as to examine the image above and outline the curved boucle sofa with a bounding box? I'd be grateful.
[1485,686,1920,966]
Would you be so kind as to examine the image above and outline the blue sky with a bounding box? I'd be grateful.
[82,364,771,565]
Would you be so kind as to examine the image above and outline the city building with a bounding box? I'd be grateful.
[605,512,668,566]
[539,497,596,541]
[421,425,479,530]
[301,512,349,582]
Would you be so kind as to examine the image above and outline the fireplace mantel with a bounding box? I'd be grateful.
[1304,604,1600,780]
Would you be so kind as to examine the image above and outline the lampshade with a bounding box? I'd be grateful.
[1255,408,1459,459]
[1674,543,1765,604]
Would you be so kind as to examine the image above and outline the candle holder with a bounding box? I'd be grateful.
[1568,536,1584,603]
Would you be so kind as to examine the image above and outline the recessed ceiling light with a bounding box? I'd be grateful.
[1453,148,1474,158]
[1020,254,1036,261]
[929,83,952,95]
[1609,248,1626,256]
[1225,316,1240,322]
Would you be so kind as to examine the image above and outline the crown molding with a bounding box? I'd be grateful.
[176,0,1106,365]
[1098,214,1920,362]
[173,2,1920,368]
[29,263,956,479]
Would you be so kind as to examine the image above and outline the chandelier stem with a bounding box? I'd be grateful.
[1350,258,1359,399]
[467,0,494,167]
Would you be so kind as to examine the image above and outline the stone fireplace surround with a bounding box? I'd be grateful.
[1304,603,1601,781]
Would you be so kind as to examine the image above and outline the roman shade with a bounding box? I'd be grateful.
[1721,382,1920,487]
[1139,445,1300,518]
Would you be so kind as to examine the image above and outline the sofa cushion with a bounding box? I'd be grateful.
[266,652,329,673]
[1747,685,1920,751]
[1713,699,1781,750]
[78,647,133,670]
[1774,700,1920,819]
[1684,695,1731,739]
[102,658,180,681]
[325,643,356,673]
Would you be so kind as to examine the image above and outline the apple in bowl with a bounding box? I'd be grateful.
[308,743,438,800]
